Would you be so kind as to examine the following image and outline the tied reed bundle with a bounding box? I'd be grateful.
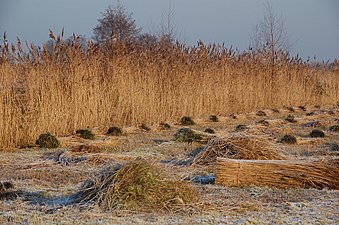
[216,158,339,189]
[78,159,198,211]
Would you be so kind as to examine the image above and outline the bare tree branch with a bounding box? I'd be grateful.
[93,3,141,45]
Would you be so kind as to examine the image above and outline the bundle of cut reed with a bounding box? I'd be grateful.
[192,133,285,165]
[216,158,339,189]
[78,159,198,211]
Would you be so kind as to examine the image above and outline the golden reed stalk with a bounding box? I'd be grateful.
[0,33,338,149]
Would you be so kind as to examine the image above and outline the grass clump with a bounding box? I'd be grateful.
[79,159,198,211]
[235,124,249,132]
[180,116,195,126]
[298,106,306,111]
[285,114,297,123]
[286,106,295,112]
[279,134,297,144]
[272,109,280,113]
[329,125,339,132]
[310,129,325,138]
[36,133,60,148]
[208,115,218,122]
[256,111,267,116]
[257,120,269,126]
[306,112,315,116]
[174,128,201,143]
[107,126,123,136]
[76,129,95,139]
[204,128,215,134]
[0,181,14,197]
[139,124,151,131]
[159,122,171,129]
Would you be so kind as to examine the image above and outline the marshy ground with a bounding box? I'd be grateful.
[1,105,338,224]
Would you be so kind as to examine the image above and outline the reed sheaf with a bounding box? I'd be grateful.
[0,31,338,149]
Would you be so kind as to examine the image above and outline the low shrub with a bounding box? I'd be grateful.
[174,128,201,142]
[76,129,95,140]
[107,126,123,136]
[256,111,267,116]
[208,115,218,122]
[159,122,171,129]
[235,124,249,132]
[310,129,325,138]
[36,132,60,148]
[204,128,215,134]
[329,125,339,132]
[257,120,269,126]
[285,114,297,123]
[272,109,280,113]
[298,106,306,111]
[179,116,195,125]
[279,134,297,144]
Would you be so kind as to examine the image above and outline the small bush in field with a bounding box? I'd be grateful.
[107,126,123,136]
[310,129,325,138]
[298,105,306,111]
[76,129,95,139]
[272,109,280,113]
[256,110,267,116]
[174,128,201,142]
[208,115,218,122]
[286,106,295,112]
[279,134,297,144]
[159,122,171,129]
[180,116,195,126]
[329,125,339,132]
[139,124,151,131]
[285,114,297,123]
[36,133,60,148]
[235,124,249,132]
[306,111,315,116]
[257,120,269,126]
[204,128,215,134]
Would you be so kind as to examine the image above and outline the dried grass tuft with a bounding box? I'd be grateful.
[78,159,198,211]
[192,133,285,165]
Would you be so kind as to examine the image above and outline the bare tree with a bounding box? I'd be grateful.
[148,1,179,46]
[250,1,291,66]
[93,3,141,44]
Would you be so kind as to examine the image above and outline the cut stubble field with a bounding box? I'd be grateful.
[0,105,338,224]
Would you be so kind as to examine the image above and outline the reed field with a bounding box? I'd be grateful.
[0,32,338,149]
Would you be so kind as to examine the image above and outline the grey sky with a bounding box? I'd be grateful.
[1,0,338,61]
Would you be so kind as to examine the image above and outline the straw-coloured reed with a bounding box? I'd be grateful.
[192,133,285,165]
[216,158,339,189]
[78,159,198,211]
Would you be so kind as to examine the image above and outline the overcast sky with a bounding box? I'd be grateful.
[1,0,338,61]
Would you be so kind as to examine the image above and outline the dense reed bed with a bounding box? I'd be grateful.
[0,32,338,149]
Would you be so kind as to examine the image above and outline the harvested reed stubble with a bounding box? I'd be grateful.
[78,159,197,211]
[216,158,339,189]
[192,134,285,165]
